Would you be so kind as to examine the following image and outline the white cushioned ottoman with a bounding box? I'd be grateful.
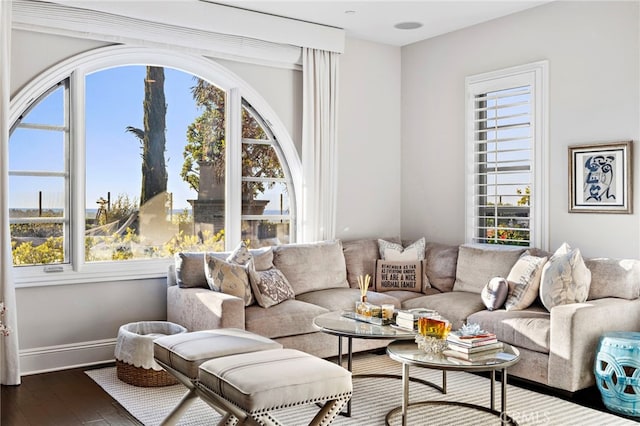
[153,328,283,426]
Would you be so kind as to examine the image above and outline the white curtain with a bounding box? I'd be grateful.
[301,48,339,242]
[1,0,21,386]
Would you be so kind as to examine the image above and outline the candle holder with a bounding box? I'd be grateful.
[415,314,451,354]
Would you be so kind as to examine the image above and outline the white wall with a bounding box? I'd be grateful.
[401,1,640,258]
[336,37,402,240]
[11,30,108,96]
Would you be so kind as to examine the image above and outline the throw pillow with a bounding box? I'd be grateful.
[378,237,426,261]
[375,260,423,293]
[504,252,548,311]
[204,254,254,307]
[248,263,295,308]
[539,243,591,311]
[226,241,252,266]
[481,277,509,311]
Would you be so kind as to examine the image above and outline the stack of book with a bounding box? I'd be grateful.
[444,331,503,362]
[394,308,437,331]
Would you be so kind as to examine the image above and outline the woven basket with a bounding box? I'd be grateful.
[116,360,178,387]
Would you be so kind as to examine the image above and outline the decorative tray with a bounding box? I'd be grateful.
[341,311,393,326]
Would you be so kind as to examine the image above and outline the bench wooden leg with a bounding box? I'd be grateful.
[309,397,351,426]
[160,388,199,426]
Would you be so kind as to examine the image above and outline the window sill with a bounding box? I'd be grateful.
[13,258,172,288]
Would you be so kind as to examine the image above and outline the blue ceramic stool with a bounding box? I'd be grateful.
[594,331,640,417]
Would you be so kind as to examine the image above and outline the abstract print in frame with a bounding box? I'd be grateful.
[568,141,633,213]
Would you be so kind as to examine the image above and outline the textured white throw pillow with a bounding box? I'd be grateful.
[378,238,426,261]
[504,252,548,311]
[539,242,591,311]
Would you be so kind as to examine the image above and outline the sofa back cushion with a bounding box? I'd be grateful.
[424,242,459,292]
[586,258,640,300]
[175,252,213,288]
[452,244,525,294]
[272,240,349,295]
[342,237,401,289]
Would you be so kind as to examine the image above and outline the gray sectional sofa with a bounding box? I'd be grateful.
[166,238,640,393]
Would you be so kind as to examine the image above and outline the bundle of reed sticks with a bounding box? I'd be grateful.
[357,274,371,300]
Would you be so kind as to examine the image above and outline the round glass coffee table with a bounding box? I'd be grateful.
[313,311,445,416]
[386,340,520,426]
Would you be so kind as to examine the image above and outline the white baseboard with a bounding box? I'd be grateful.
[20,338,117,376]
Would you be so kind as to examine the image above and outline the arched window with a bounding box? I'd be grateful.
[9,46,299,284]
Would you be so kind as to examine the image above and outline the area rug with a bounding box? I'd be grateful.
[86,353,635,426]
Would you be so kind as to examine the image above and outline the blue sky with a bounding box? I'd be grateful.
[11,66,204,211]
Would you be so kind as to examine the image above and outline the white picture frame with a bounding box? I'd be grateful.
[568,141,633,213]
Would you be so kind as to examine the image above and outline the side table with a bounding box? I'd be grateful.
[594,331,640,418]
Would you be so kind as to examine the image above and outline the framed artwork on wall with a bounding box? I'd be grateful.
[568,141,633,214]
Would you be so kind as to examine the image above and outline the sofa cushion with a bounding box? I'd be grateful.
[481,277,509,311]
[251,248,275,271]
[586,258,640,300]
[423,243,459,293]
[342,237,401,289]
[273,241,349,295]
[401,291,486,330]
[245,300,329,339]
[378,237,426,261]
[467,306,550,354]
[452,245,525,294]
[296,288,402,312]
[248,265,295,309]
[539,243,591,311]
[205,255,253,306]
[175,252,209,288]
[504,252,548,311]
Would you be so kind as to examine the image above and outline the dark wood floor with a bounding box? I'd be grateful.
[1,363,141,426]
[0,362,633,426]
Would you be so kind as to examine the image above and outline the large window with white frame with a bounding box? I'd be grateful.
[465,61,548,248]
[9,47,298,284]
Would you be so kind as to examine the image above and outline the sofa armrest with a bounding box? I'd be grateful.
[167,286,245,331]
[549,297,640,392]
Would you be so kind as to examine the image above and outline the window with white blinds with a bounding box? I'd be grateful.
[465,62,549,249]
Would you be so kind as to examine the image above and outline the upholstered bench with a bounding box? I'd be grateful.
[197,348,353,426]
[154,328,283,425]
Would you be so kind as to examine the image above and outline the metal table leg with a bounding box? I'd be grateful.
[402,363,410,426]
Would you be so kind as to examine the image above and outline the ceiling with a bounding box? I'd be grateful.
[212,1,550,46]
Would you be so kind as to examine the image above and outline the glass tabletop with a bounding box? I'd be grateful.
[386,340,520,371]
[313,311,417,340]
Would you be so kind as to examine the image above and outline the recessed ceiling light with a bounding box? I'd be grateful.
[394,22,423,30]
